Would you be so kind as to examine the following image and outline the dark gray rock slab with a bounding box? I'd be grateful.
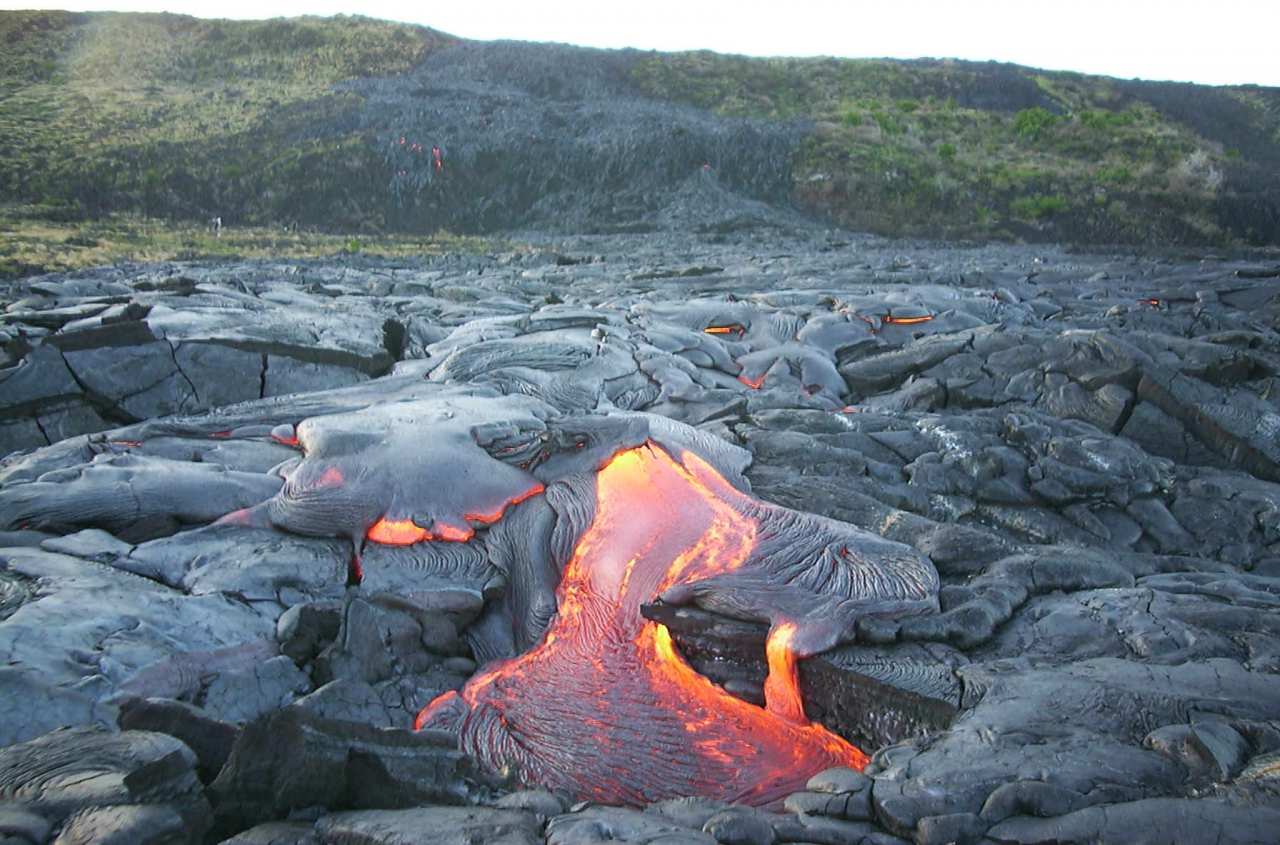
[52,803,195,845]
[294,676,424,730]
[0,454,281,539]
[1143,721,1252,783]
[547,805,716,845]
[263,356,368,397]
[701,806,778,845]
[806,767,871,796]
[0,344,83,415]
[644,796,734,832]
[0,799,53,843]
[985,796,1280,845]
[214,820,319,844]
[0,546,271,744]
[207,707,471,839]
[870,658,1280,836]
[117,697,241,785]
[314,806,543,845]
[769,812,880,845]
[840,333,972,396]
[127,525,347,598]
[978,780,1087,824]
[201,655,313,724]
[115,639,282,703]
[0,726,207,835]
[493,788,570,818]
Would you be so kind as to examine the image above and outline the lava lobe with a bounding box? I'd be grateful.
[418,443,883,807]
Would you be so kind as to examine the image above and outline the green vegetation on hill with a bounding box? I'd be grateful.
[627,52,1258,243]
[0,11,452,240]
[0,206,508,280]
[1,10,1277,262]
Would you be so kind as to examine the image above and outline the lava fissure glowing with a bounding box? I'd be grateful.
[417,442,870,807]
[364,483,545,547]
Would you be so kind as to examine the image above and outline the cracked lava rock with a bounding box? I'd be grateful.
[3,228,1280,845]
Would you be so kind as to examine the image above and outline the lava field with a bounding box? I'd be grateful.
[2,227,1279,844]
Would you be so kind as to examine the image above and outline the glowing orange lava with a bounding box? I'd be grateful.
[416,444,867,807]
[366,518,433,545]
[882,315,933,325]
[704,324,745,337]
[737,372,766,389]
[364,484,544,546]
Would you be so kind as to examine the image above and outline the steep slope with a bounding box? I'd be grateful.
[0,11,454,231]
[629,52,1280,244]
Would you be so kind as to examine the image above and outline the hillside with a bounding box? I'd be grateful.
[2,9,1278,264]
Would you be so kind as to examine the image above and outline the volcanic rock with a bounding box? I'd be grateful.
[0,726,209,843]
[314,806,543,845]
[1,231,1278,843]
[206,706,471,839]
[546,805,716,845]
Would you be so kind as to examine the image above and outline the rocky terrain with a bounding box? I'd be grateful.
[1,220,1279,844]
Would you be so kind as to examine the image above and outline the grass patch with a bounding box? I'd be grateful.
[0,12,454,230]
[0,208,511,280]
[628,51,1242,242]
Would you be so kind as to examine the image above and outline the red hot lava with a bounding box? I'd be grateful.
[417,443,868,807]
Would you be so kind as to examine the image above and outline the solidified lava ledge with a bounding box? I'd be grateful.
[2,230,1280,844]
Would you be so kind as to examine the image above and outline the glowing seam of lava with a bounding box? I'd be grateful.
[703,325,745,337]
[365,518,432,544]
[416,442,868,807]
[315,467,344,487]
[852,312,933,332]
[737,372,766,389]
[364,483,545,545]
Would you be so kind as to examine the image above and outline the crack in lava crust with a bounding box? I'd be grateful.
[417,443,868,807]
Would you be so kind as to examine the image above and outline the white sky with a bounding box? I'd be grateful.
[4,0,1278,87]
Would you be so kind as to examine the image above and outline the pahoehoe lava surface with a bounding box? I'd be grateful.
[1,227,1280,844]
[417,442,934,807]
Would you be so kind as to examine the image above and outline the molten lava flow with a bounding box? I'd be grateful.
[764,622,805,725]
[737,371,766,389]
[366,518,432,545]
[882,314,933,325]
[417,443,867,807]
[365,484,544,546]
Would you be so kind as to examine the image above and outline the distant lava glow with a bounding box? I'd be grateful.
[416,443,867,807]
